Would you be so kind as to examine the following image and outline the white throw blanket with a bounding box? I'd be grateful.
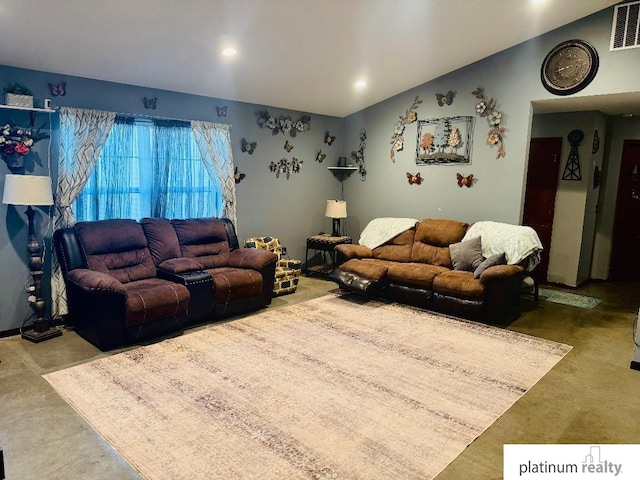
[358,217,418,249]
[463,221,543,271]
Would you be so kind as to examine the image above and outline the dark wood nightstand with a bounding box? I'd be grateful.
[305,234,352,275]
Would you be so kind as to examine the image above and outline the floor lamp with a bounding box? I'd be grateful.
[2,174,62,343]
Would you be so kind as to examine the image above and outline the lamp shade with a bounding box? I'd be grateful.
[2,174,54,206]
[325,200,347,218]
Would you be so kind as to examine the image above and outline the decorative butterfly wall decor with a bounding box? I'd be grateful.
[143,97,158,110]
[241,138,257,154]
[48,82,66,97]
[406,172,423,185]
[217,106,228,117]
[284,140,294,152]
[456,173,474,187]
[316,150,326,163]
[324,131,335,145]
[234,167,246,184]
[436,90,456,107]
[269,158,303,179]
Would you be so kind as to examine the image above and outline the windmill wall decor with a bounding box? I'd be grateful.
[562,129,584,181]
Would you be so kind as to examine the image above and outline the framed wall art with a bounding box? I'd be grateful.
[415,116,474,165]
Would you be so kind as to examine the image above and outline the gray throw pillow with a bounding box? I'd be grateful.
[474,252,507,278]
[449,236,484,272]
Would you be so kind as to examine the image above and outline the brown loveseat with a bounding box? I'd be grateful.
[53,217,277,350]
[329,218,530,324]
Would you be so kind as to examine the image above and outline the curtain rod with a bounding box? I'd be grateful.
[54,106,231,129]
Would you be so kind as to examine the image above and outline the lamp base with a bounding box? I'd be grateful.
[21,326,62,343]
[332,218,342,237]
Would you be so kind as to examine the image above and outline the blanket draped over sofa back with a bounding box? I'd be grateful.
[462,221,543,271]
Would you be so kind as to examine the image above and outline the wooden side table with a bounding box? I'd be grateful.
[305,234,352,275]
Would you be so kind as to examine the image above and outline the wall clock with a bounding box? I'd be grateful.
[540,39,599,96]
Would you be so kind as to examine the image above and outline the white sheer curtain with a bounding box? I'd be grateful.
[52,107,116,318]
[190,121,237,227]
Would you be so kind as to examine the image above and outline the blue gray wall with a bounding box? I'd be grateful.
[0,68,345,332]
[340,7,640,285]
[2,5,640,332]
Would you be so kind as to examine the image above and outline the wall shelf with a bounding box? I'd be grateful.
[328,166,358,181]
[0,104,56,113]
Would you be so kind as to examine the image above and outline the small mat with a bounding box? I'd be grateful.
[538,287,602,310]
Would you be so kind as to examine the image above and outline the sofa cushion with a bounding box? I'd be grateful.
[158,257,204,274]
[206,267,263,303]
[387,263,449,289]
[373,244,413,262]
[372,228,415,261]
[414,219,469,247]
[474,252,507,279]
[340,259,389,281]
[172,218,232,268]
[450,236,484,271]
[410,243,453,267]
[432,270,486,300]
[74,219,156,283]
[140,217,182,266]
[121,278,190,327]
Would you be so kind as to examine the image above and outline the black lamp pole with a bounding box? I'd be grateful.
[21,205,61,343]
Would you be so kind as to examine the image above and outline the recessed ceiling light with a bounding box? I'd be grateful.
[222,47,237,56]
[355,79,367,88]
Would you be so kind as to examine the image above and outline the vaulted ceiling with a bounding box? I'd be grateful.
[0,0,619,117]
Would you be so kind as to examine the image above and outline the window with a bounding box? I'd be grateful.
[74,116,224,221]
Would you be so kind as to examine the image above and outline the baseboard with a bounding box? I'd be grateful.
[544,278,606,290]
[631,361,640,371]
[544,281,579,290]
[0,327,20,339]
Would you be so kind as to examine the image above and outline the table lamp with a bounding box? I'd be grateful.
[2,174,61,342]
[325,200,347,237]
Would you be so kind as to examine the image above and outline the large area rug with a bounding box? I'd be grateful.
[44,294,571,479]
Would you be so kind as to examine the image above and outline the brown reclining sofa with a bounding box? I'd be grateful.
[53,217,277,350]
[329,218,532,324]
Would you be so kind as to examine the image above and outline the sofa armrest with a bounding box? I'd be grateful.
[227,248,278,270]
[157,269,212,285]
[158,257,204,274]
[335,244,373,266]
[67,269,126,294]
[479,264,525,284]
[225,248,278,306]
[157,269,214,324]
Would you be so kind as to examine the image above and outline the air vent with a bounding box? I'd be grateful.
[611,1,640,50]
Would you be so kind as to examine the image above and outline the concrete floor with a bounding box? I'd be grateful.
[1,277,639,479]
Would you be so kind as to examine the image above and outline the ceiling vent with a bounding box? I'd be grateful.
[611,1,640,50]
